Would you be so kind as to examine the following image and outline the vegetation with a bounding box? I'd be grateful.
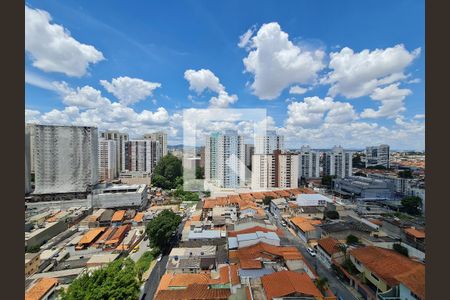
[151,154,183,190]
[342,257,359,275]
[401,196,422,215]
[195,167,204,179]
[321,175,336,187]
[135,251,154,281]
[314,277,329,294]
[325,210,340,220]
[203,190,211,197]
[346,234,360,245]
[393,243,409,257]
[59,258,140,300]
[173,187,200,202]
[398,169,413,179]
[25,244,41,253]
[145,209,182,253]
[263,196,274,206]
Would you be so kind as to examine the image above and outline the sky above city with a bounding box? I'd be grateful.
[25,0,425,150]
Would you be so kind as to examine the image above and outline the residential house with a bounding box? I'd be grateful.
[316,237,345,269]
[25,278,59,300]
[228,231,280,249]
[289,216,321,244]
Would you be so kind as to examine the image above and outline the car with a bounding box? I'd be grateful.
[306,247,316,257]
[281,221,287,226]
[143,236,148,241]
[157,254,163,262]
[132,246,140,253]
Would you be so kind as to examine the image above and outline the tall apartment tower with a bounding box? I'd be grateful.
[254,130,284,155]
[25,126,32,194]
[365,144,390,168]
[205,131,245,188]
[251,150,299,190]
[124,140,161,173]
[98,139,117,181]
[33,125,99,194]
[298,146,320,179]
[244,144,255,168]
[99,131,129,175]
[324,146,353,178]
[144,131,168,157]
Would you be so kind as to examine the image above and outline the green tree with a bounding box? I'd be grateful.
[346,234,359,245]
[60,258,140,300]
[401,196,422,215]
[263,196,274,206]
[146,209,182,252]
[398,169,413,178]
[151,154,183,190]
[393,243,409,257]
[25,244,41,253]
[135,251,154,281]
[321,175,335,187]
[325,210,340,220]
[195,167,204,179]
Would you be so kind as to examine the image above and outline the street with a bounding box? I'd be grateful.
[130,236,151,262]
[267,211,362,300]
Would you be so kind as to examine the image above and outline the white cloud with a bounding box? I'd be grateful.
[25,5,104,77]
[100,76,161,106]
[414,114,425,119]
[238,26,256,49]
[242,22,326,100]
[289,85,308,95]
[25,109,41,123]
[407,78,421,84]
[324,44,420,98]
[55,83,111,109]
[184,69,224,94]
[25,70,61,91]
[360,83,411,119]
[209,91,238,108]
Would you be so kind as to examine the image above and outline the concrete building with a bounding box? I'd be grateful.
[366,144,390,168]
[251,150,299,190]
[298,146,320,179]
[254,130,284,155]
[33,125,99,195]
[199,146,205,168]
[124,140,161,174]
[25,125,32,194]
[25,252,41,277]
[332,176,395,200]
[93,184,148,209]
[99,131,129,174]
[26,123,37,174]
[144,131,168,157]
[324,146,353,178]
[244,144,254,168]
[205,131,245,189]
[98,139,117,181]
[25,221,67,248]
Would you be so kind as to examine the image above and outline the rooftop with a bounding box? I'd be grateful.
[261,270,323,300]
[25,278,58,300]
[317,237,341,256]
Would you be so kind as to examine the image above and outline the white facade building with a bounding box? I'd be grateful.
[144,131,168,157]
[298,146,320,179]
[33,125,99,194]
[98,139,117,181]
[99,131,129,174]
[205,131,245,189]
[93,184,148,209]
[251,150,299,190]
[25,126,32,194]
[365,144,390,168]
[124,140,161,174]
[324,146,353,178]
[254,130,284,155]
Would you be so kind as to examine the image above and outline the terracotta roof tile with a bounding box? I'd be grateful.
[78,227,106,245]
[133,212,144,222]
[404,227,425,239]
[228,226,284,238]
[111,210,126,222]
[240,259,262,269]
[318,237,341,256]
[25,278,58,300]
[261,270,323,300]
[154,284,230,300]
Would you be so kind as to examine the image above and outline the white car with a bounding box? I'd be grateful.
[281,221,287,227]
[157,254,163,262]
[307,247,316,257]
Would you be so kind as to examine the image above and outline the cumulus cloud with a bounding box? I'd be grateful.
[100,76,161,106]
[184,69,238,108]
[238,26,256,49]
[289,85,308,95]
[414,114,425,119]
[360,83,411,119]
[242,22,326,100]
[25,5,104,77]
[54,83,111,109]
[324,44,420,99]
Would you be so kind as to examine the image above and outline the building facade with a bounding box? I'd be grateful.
[324,146,353,178]
[33,125,99,194]
[251,150,299,190]
[254,130,284,155]
[124,140,161,174]
[25,125,32,194]
[365,144,390,168]
[99,131,129,175]
[298,146,320,179]
[205,131,245,188]
[144,131,168,157]
[98,139,117,181]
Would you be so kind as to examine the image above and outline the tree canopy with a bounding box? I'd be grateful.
[321,175,335,187]
[398,169,413,179]
[151,154,183,190]
[173,187,200,202]
[325,210,340,220]
[263,196,274,205]
[346,234,359,245]
[59,258,140,300]
[401,196,422,215]
[145,209,182,252]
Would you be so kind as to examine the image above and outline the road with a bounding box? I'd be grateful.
[267,211,362,300]
[130,237,151,262]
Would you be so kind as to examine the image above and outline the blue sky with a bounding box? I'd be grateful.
[25,0,425,150]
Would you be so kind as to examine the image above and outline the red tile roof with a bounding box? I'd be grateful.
[25,278,58,300]
[154,284,230,300]
[318,237,342,256]
[240,259,262,269]
[111,210,126,222]
[350,246,425,297]
[261,270,323,300]
[230,242,303,262]
[404,227,425,239]
[228,226,285,237]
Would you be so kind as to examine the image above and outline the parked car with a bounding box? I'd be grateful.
[132,246,140,253]
[281,221,287,226]
[307,247,316,257]
[157,254,163,262]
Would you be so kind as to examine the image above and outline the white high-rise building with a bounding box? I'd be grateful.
[324,146,353,178]
[99,131,129,175]
[144,131,168,157]
[124,140,161,173]
[252,150,299,190]
[98,139,117,181]
[33,125,99,194]
[254,130,284,155]
[365,144,390,168]
[25,126,32,194]
[26,123,36,175]
[205,131,245,188]
[298,146,320,179]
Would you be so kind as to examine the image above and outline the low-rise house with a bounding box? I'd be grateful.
[86,253,120,268]
[228,231,280,249]
[295,193,331,207]
[187,228,226,241]
[289,216,321,244]
[154,284,231,300]
[270,198,288,219]
[111,210,126,226]
[104,224,130,249]
[166,246,217,274]
[98,209,114,227]
[75,227,107,250]
[25,252,41,277]
[233,217,278,232]
[316,237,344,269]
[25,277,59,300]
